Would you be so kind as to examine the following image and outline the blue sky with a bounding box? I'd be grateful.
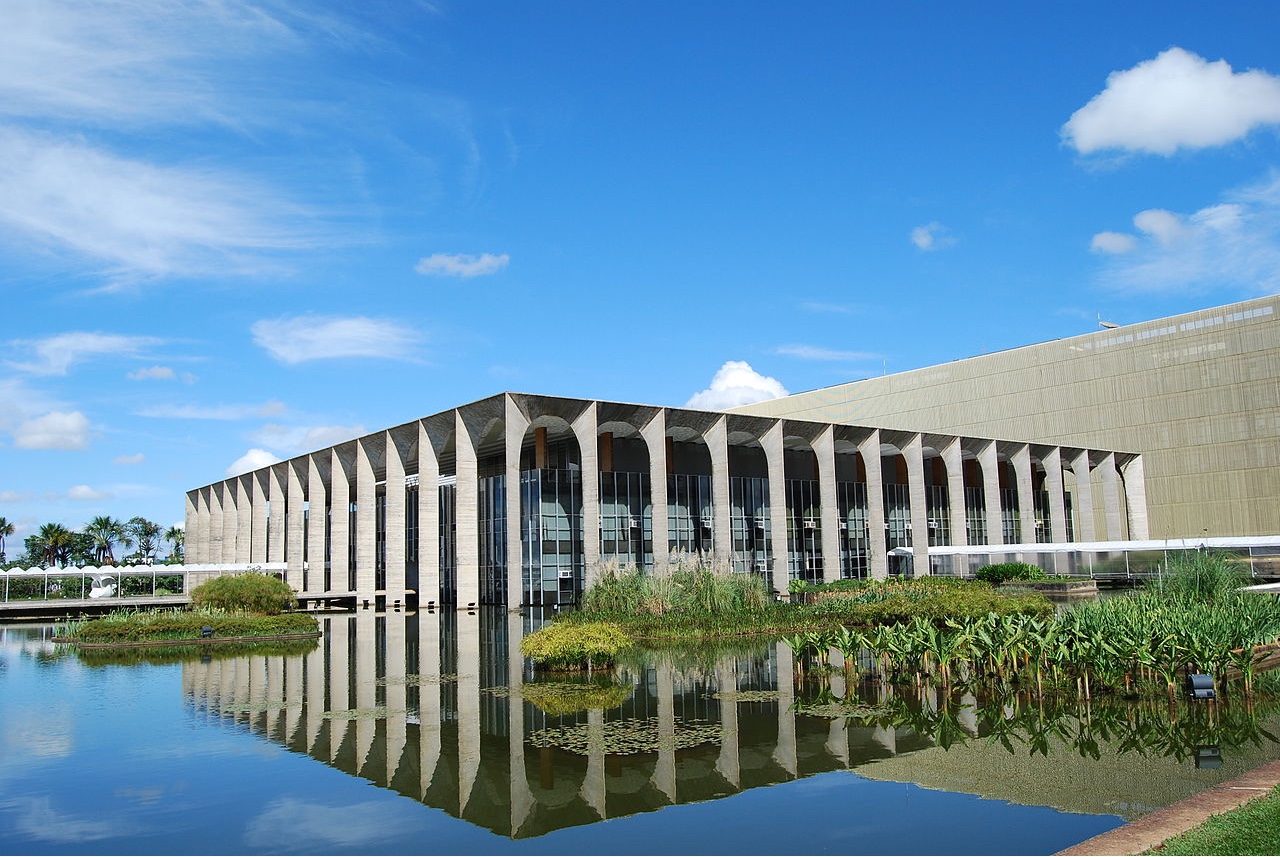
[3,1,1280,548]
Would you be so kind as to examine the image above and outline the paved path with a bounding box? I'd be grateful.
[1056,758,1280,855]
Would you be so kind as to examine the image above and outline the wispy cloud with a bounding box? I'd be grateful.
[114,453,145,465]
[775,345,878,362]
[252,315,421,364]
[226,448,282,477]
[137,401,286,421]
[65,484,112,501]
[1064,47,1280,156]
[414,252,509,278]
[12,411,91,450]
[1091,173,1280,294]
[126,366,175,381]
[684,361,788,411]
[249,423,364,456]
[800,302,856,314]
[910,222,956,252]
[8,332,162,376]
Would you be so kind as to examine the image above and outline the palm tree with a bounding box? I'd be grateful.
[0,516,14,565]
[164,525,185,562]
[128,517,162,562]
[84,515,128,565]
[31,523,75,568]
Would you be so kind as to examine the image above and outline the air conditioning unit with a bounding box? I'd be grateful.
[754,518,767,530]
[700,517,713,529]
[628,516,640,529]
[803,519,818,529]
[839,521,848,531]
[557,569,574,579]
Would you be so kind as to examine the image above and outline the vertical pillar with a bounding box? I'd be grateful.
[1100,453,1123,541]
[455,410,480,608]
[184,492,198,563]
[418,422,441,606]
[327,616,350,764]
[353,611,377,770]
[220,481,238,563]
[385,613,407,789]
[653,663,676,803]
[507,612,535,834]
[642,410,670,573]
[943,438,967,547]
[304,621,326,754]
[355,437,377,600]
[815,426,840,584]
[286,460,305,591]
[1012,444,1036,544]
[1121,455,1149,539]
[858,430,888,580]
[208,483,225,564]
[505,397,530,607]
[457,612,481,813]
[418,609,442,797]
[251,471,269,563]
[1071,450,1097,542]
[193,488,210,564]
[763,421,789,594]
[979,441,1003,546]
[572,403,601,588]
[306,454,327,595]
[1044,447,1068,543]
[385,431,407,601]
[330,449,350,592]
[904,434,931,576]
[706,416,731,564]
[267,465,286,564]
[774,641,798,776]
[715,657,741,789]
[236,475,253,562]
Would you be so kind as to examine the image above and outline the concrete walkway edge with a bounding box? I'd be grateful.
[1055,758,1280,855]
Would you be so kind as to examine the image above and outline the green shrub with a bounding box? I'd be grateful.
[1148,549,1251,603]
[65,608,317,643]
[583,557,773,618]
[974,562,1047,585]
[191,572,297,614]
[522,679,634,715]
[520,621,629,671]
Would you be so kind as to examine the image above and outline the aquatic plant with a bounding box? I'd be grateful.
[520,620,629,672]
[190,571,297,614]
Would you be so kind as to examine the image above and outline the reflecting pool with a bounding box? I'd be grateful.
[2,611,1278,855]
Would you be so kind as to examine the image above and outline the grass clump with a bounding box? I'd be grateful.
[63,608,318,644]
[520,620,629,672]
[973,562,1049,584]
[191,571,297,614]
[1149,549,1252,603]
[583,555,772,617]
[1146,785,1280,855]
[522,678,634,715]
[805,577,1055,625]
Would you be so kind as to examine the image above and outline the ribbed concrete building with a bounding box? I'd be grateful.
[737,294,1280,540]
[185,394,1144,607]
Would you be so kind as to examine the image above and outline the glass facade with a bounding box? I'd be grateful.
[478,475,507,604]
[439,481,456,604]
[600,471,653,569]
[926,484,949,546]
[668,473,713,555]
[785,479,822,583]
[520,468,583,606]
[1000,487,1020,544]
[729,476,771,576]
[964,486,987,546]
[837,481,868,579]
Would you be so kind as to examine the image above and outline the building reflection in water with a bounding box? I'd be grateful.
[181,610,931,839]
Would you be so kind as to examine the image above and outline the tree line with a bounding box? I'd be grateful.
[0,515,184,569]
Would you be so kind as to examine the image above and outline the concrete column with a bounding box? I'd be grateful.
[236,475,253,563]
[220,481,238,563]
[328,616,350,764]
[507,612,534,834]
[652,663,676,803]
[330,449,351,593]
[774,642,798,777]
[418,609,442,797]
[642,410,670,573]
[355,437,378,600]
[268,466,286,564]
[286,460,305,591]
[306,455,327,595]
[385,431,407,602]
[572,403,601,588]
[1071,450,1097,542]
[455,410,480,608]
[1044,447,1068,543]
[1100,453,1123,540]
[354,611,377,771]
[1122,455,1149,540]
[304,626,326,754]
[193,488,210,564]
[858,430,887,580]
[979,441,1003,546]
[815,426,840,584]
[762,421,789,594]
[706,416,731,564]
[208,483,226,562]
[1012,444,1036,545]
[943,438,967,547]
[418,422,441,607]
[505,396,530,607]
[904,434,931,576]
[251,472,269,563]
[184,492,198,563]
[581,707,607,819]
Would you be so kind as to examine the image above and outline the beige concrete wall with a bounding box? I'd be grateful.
[738,296,1280,538]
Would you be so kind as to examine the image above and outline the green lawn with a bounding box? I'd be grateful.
[1148,786,1280,855]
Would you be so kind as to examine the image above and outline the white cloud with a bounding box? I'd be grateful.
[8,332,161,376]
[65,485,111,501]
[127,366,175,381]
[252,315,421,364]
[250,423,364,456]
[12,410,90,450]
[1092,174,1280,293]
[775,345,878,362]
[0,379,61,432]
[114,453,145,465]
[910,222,955,252]
[0,490,29,503]
[1064,47,1280,156]
[414,252,509,278]
[245,798,428,852]
[1090,231,1137,255]
[684,361,789,411]
[137,400,284,421]
[226,448,281,477]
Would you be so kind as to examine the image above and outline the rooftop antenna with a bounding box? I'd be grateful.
[1098,312,1119,330]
